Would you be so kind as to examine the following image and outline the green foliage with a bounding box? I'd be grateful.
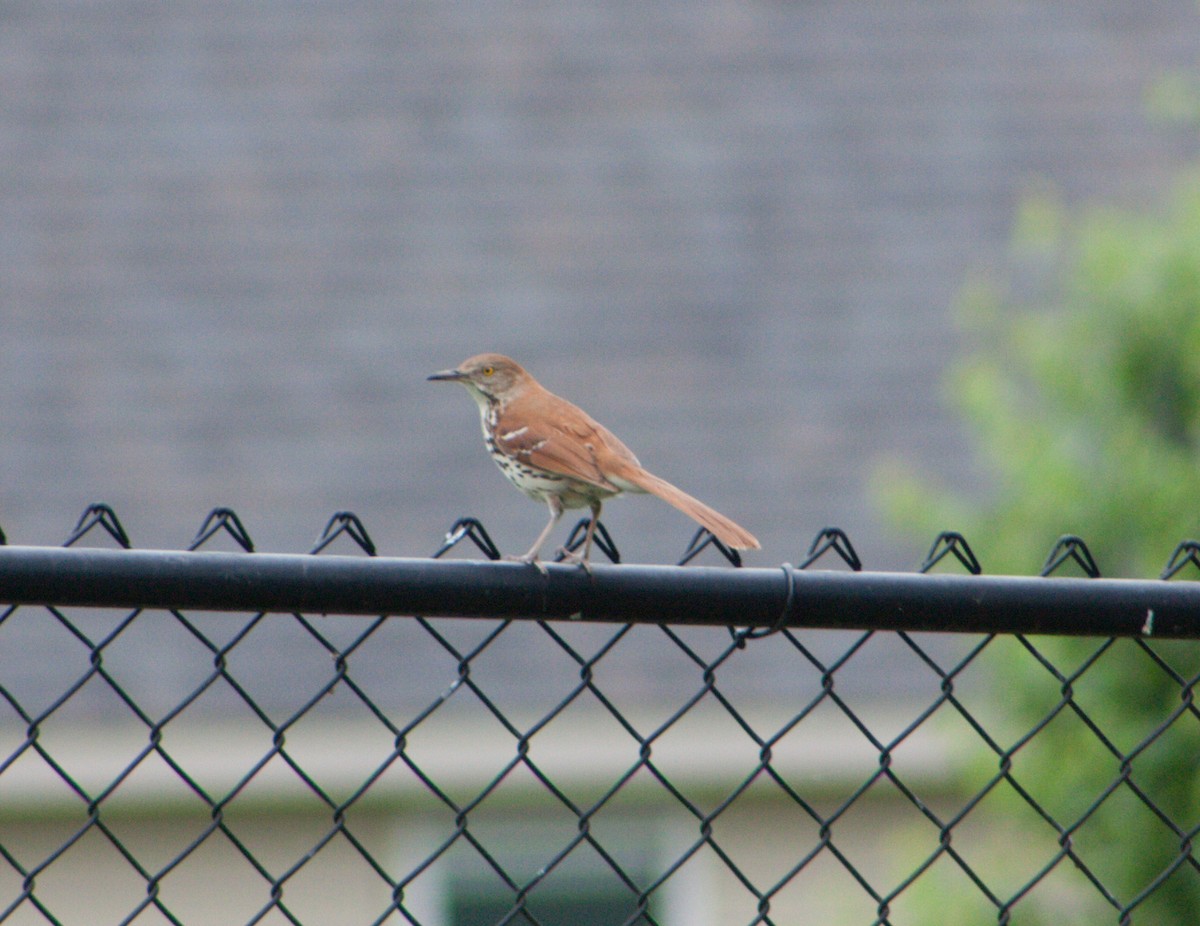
[882,176,1200,576]
[1146,70,1200,128]
[877,177,1200,922]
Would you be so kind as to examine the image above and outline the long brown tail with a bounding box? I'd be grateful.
[619,468,761,550]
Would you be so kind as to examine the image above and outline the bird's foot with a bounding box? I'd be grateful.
[555,547,593,574]
[504,553,548,575]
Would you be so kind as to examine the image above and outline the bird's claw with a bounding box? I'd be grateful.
[504,553,549,575]
[555,548,593,574]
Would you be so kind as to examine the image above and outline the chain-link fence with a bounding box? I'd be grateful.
[1,504,1199,926]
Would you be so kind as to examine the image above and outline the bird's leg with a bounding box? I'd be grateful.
[558,501,601,571]
[507,495,564,573]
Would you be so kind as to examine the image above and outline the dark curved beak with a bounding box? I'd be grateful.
[427,368,466,382]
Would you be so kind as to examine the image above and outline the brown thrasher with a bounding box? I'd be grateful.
[428,353,761,565]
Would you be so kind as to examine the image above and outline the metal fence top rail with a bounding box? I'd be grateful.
[1,543,1199,638]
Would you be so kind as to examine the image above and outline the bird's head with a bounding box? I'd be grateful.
[427,353,530,405]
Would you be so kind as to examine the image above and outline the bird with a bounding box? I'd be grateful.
[428,353,760,565]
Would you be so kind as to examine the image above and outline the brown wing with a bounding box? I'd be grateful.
[492,391,640,491]
[495,385,761,550]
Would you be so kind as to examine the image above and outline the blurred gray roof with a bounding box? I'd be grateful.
[0,2,1198,716]
[3,1,1198,566]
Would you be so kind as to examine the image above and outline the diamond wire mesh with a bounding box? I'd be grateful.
[0,506,1198,925]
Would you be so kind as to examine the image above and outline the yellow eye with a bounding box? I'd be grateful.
[482,366,494,376]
